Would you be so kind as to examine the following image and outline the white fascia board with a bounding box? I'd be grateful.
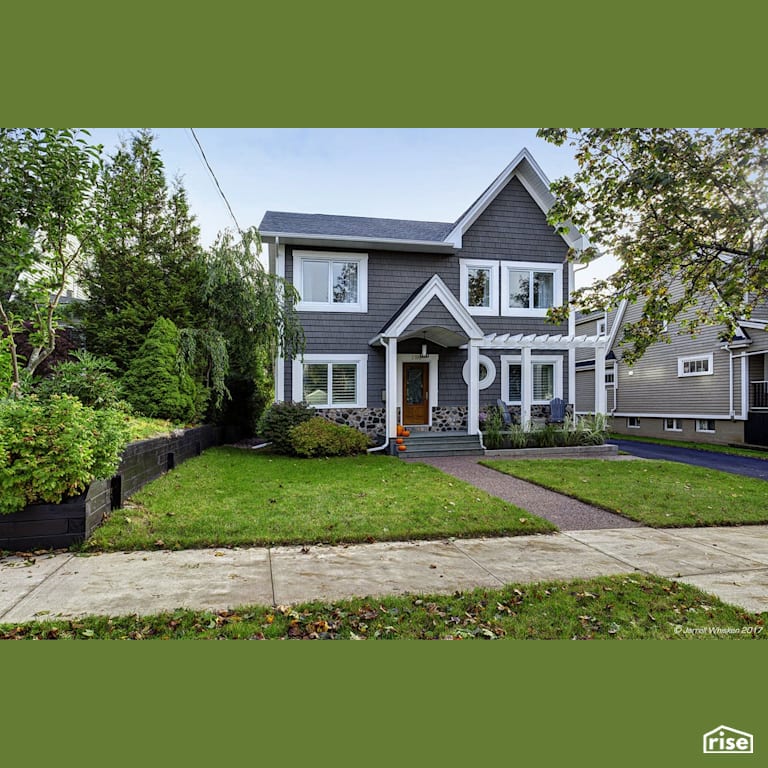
[605,299,628,353]
[380,274,484,341]
[260,231,455,254]
[445,148,586,251]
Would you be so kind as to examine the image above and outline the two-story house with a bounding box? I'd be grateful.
[575,285,768,447]
[260,149,606,453]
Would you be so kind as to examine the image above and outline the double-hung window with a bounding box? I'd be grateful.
[292,355,367,408]
[295,251,368,312]
[501,262,563,317]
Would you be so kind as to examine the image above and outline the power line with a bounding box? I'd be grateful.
[188,128,243,235]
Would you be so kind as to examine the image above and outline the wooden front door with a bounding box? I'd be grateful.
[403,362,429,425]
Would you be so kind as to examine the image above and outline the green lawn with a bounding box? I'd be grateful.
[480,459,768,527]
[2,573,763,639]
[83,447,555,551]
[610,432,768,460]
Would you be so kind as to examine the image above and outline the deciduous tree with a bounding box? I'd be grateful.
[538,128,768,362]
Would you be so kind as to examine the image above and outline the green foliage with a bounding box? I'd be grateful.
[80,130,206,370]
[257,401,314,454]
[0,336,12,398]
[481,406,504,449]
[289,417,371,458]
[538,128,768,362]
[178,327,229,416]
[35,349,126,409]
[0,128,103,384]
[122,318,196,423]
[0,395,130,515]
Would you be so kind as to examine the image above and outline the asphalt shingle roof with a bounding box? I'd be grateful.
[259,211,454,242]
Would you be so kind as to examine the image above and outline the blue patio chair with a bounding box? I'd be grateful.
[548,397,566,424]
[497,399,513,426]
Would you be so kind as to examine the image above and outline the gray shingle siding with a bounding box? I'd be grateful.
[281,174,573,400]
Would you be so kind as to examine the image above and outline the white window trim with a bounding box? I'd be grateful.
[462,354,496,390]
[500,261,563,318]
[459,259,499,316]
[500,355,522,403]
[500,354,563,404]
[292,354,367,408]
[605,363,616,387]
[663,418,683,432]
[678,353,713,378]
[530,354,564,404]
[627,417,641,429]
[695,419,716,434]
[294,250,368,313]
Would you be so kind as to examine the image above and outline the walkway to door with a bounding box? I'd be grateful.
[408,455,642,530]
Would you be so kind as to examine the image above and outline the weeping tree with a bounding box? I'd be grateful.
[538,128,768,362]
[0,128,102,394]
[197,226,304,427]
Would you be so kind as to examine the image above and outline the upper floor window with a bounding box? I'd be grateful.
[597,319,607,336]
[460,259,562,317]
[678,354,713,378]
[501,262,563,317]
[459,259,499,316]
[294,251,368,312]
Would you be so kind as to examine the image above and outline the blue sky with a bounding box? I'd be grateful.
[85,128,619,287]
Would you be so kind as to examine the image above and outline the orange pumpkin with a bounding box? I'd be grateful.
[397,444,407,451]
[402,430,410,437]
[395,437,404,444]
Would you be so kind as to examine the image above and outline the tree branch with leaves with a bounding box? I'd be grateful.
[538,128,768,362]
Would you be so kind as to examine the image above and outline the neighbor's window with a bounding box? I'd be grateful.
[664,418,682,432]
[292,355,367,408]
[295,251,368,312]
[678,354,713,377]
[605,365,616,386]
[460,259,498,315]
[696,419,716,433]
[627,417,640,428]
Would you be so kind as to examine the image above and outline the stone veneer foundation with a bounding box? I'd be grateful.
[317,406,469,439]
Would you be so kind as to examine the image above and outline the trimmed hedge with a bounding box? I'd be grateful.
[289,417,371,458]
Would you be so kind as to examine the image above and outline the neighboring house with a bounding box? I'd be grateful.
[260,149,606,451]
[575,287,768,447]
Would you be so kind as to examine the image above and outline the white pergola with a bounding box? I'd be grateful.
[476,332,608,431]
[371,276,608,438]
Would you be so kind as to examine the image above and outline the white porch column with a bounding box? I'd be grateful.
[594,347,606,415]
[385,336,398,438]
[467,340,480,435]
[521,347,532,428]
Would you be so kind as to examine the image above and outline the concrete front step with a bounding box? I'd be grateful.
[396,432,484,458]
[400,447,485,458]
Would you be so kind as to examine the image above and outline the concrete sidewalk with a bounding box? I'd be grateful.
[3,525,768,622]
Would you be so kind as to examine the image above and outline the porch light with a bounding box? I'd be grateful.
[420,332,429,359]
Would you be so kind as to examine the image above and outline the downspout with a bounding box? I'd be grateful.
[367,337,391,454]
[728,347,734,419]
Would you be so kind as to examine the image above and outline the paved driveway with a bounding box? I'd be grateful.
[609,439,768,480]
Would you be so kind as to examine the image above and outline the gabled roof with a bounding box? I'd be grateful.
[259,148,589,256]
[259,212,456,253]
[370,274,483,345]
[444,148,586,251]
[260,211,453,242]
